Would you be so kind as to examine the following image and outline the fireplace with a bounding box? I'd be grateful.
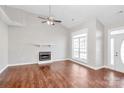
[39,52,51,61]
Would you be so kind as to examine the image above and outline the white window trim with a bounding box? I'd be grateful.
[108,27,124,67]
[72,32,88,63]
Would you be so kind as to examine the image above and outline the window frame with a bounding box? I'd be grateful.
[72,33,87,63]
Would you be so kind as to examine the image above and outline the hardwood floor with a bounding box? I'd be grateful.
[0,60,124,88]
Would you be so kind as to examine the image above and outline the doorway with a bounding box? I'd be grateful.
[110,29,124,72]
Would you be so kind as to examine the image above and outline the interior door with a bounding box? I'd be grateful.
[114,34,124,72]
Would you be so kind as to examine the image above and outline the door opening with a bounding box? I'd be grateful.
[109,29,124,72]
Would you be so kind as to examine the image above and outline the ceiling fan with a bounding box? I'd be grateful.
[38,5,62,25]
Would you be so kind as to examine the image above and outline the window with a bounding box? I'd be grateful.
[121,40,124,64]
[111,29,124,35]
[110,38,114,65]
[72,33,87,62]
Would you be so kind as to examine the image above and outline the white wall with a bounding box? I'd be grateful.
[0,6,105,69]
[1,6,26,26]
[8,8,69,65]
[69,19,96,68]
[0,19,8,72]
[69,19,104,68]
[96,19,104,67]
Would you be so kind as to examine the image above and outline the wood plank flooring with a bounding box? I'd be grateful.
[0,60,124,88]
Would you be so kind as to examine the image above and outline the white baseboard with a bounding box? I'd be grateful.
[8,62,37,67]
[38,58,68,64]
[68,58,124,73]
[104,66,124,73]
[0,59,67,73]
[95,66,105,70]
[6,58,124,74]
[52,58,68,62]
[8,59,68,66]
[0,65,8,74]
[68,58,103,70]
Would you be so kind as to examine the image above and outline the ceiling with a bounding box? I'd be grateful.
[8,5,124,29]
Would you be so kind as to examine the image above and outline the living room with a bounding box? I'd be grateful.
[0,2,124,89]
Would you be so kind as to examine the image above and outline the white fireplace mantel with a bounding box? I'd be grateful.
[31,43,56,47]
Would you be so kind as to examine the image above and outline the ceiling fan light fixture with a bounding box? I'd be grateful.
[50,21,54,25]
[47,21,54,25]
[47,21,50,25]
[38,5,62,26]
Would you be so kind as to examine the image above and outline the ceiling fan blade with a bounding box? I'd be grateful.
[42,21,47,23]
[53,20,62,23]
[38,16,47,20]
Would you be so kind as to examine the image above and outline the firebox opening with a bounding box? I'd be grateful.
[39,52,51,61]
